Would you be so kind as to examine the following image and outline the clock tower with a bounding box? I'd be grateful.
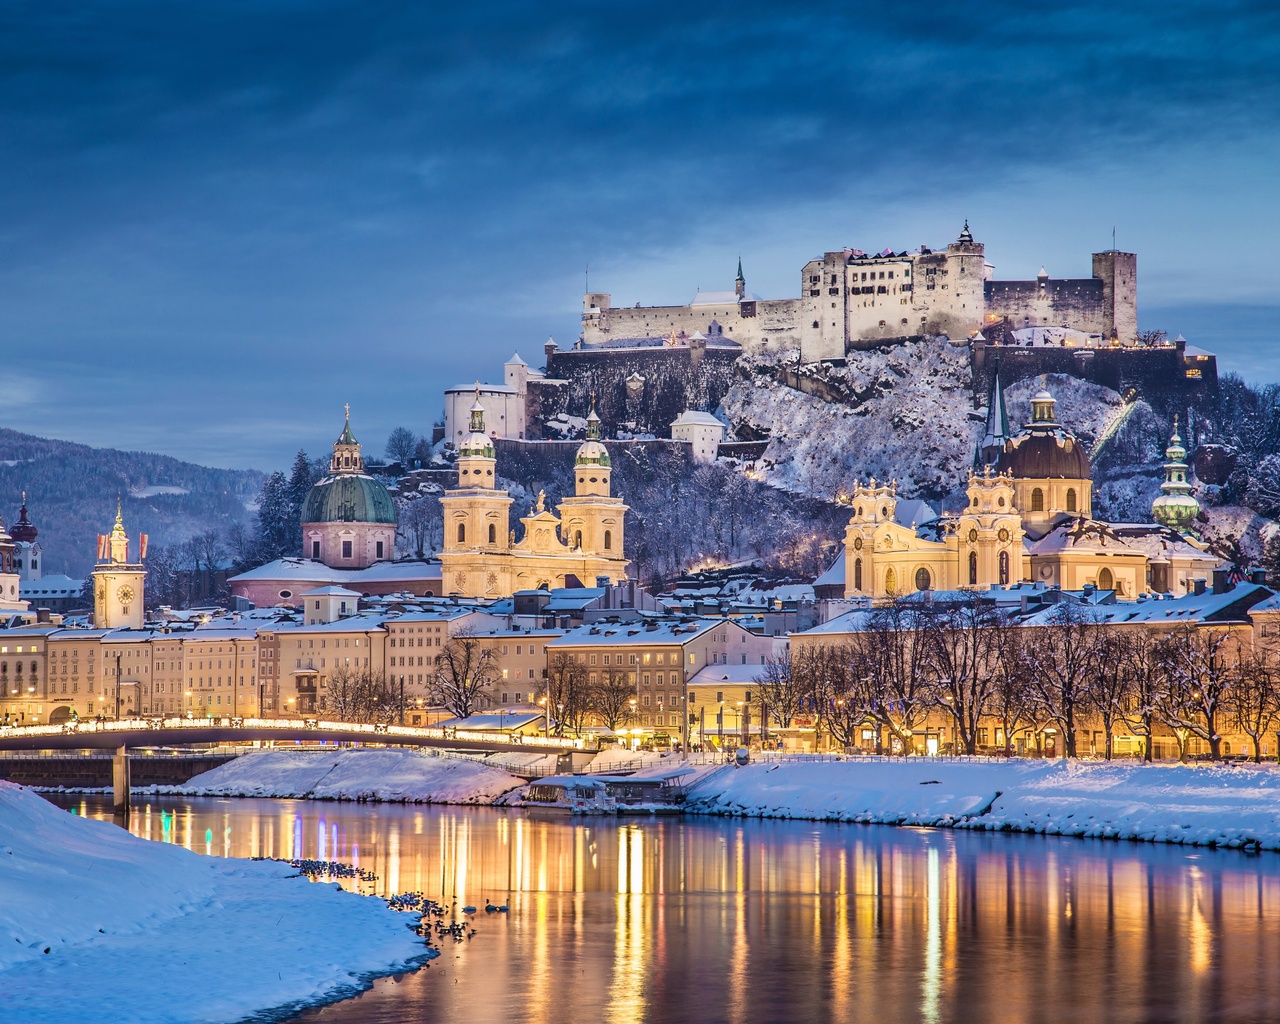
[93,504,146,629]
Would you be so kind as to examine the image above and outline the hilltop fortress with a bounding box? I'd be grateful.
[582,222,1138,362]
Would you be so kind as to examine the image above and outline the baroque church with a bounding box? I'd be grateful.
[842,370,1219,601]
[439,393,629,598]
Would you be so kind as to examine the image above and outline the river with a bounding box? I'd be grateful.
[55,795,1280,1024]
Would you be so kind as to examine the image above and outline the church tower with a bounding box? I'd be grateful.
[557,403,628,562]
[10,494,40,581]
[93,503,146,629]
[440,391,514,594]
[1152,418,1200,533]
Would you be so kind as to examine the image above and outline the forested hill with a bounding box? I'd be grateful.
[0,429,263,578]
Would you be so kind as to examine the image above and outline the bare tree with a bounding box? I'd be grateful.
[1026,603,1102,758]
[589,667,636,732]
[1118,628,1164,762]
[856,603,934,755]
[322,667,403,724]
[1084,628,1135,760]
[1155,625,1236,761]
[751,653,811,735]
[542,653,590,736]
[990,620,1037,755]
[385,426,418,468]
[922,597,1001,755]
[429,633,499,719]
[1226,648,1280,763]
[396,495,439,558]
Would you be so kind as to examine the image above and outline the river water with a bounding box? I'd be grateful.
[58,795,1280,1024]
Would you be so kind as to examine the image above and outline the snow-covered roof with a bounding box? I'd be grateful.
[547,617,741,648]
[229,558,441,586]
[1022,584,1271,626]
[1028,520,1217,562]
[812,553,846,588]
[894,498,937,529]
[506,352,528,366]
[689,290,763,306]
[287,613,390,634]
[300,586,362,598]
[671,411,726,428]
[688,665,768,686]
[445,383,518,395]
[20,574,85,598]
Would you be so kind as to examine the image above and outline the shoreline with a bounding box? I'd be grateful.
[44,748,1280,854]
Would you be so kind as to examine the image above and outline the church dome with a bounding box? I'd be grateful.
[995,385,1091,480]
[302,474,397,525]
[996,432,1091,480]
[458,395,495,459]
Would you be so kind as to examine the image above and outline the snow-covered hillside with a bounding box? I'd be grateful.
[0,782,429,1023]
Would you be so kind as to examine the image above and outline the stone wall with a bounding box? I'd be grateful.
[984,278,1107,335]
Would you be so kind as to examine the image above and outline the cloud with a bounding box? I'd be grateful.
[0,1,1277,466]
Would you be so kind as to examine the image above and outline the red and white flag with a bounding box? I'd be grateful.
[97,534,108,560]
[139,534,149,560]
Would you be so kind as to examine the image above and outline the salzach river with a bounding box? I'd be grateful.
[57,795,1280,1024]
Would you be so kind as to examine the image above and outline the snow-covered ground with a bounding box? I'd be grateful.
[166,748,525,803]
[688,758,1280,850]
[0,782,431,1024]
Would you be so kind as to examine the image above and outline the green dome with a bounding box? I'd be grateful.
[301,474,397,525]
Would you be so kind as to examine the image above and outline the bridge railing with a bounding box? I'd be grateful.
[0,716,595,750]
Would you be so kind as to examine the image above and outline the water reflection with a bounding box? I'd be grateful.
[56,796,1280,1024]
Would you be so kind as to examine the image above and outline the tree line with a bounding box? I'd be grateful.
[757,598,1280,762]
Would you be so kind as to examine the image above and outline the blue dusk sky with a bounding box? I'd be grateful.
[1,1,1278,470]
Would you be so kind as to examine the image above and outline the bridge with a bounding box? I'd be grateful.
[0,716,592,811]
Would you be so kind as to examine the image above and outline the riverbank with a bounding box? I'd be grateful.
[0,781,433,1024]
[160,748,1280,852]
[688,757,1280,850]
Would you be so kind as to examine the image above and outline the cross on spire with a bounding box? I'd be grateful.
[344,402,350,420]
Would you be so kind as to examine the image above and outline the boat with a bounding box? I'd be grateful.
[522,777,618,815]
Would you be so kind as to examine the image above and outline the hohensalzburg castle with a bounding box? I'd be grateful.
[582,222,1136,362]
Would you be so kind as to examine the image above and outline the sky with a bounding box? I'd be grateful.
[1,1,1278,471]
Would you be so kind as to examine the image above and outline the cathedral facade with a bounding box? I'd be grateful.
[439,397,629,598]
[843,380,1218,601]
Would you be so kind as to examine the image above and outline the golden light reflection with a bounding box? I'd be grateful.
[59,797,1280,1024]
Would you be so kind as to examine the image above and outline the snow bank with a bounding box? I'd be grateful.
[171,748,524,803]
[0,782,430,1023]
[689,758,1280,850]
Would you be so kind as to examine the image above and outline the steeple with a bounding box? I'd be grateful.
[1152,417,1200,532]
[975,359,1011,469]
[1029,380,1059,427]
[958,219,973,245]
[735,257,745,299]
[330,406,365,475]
[11,492,37,544]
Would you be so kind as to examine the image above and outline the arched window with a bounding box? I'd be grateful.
[573,530,583,549]
[915,567,932,592]
[457,523,466,544]
[488,523,496,544]
[1098,567,1114,591]
[884,567,897,594]
[969,551,978,586]
[999,550,1010,584]
[1031,487,1044,512]
[603,530,612,551]
[854,557,863,591]
[1066,488,1077,512]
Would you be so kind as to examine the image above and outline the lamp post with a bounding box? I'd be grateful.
[115,652,123,720]
[628,698,637,749]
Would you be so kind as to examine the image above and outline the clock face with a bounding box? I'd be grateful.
[117,585,135,604]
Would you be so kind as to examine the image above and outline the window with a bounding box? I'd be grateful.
[1031,487,1044,512]
[915,567,931,592]
[854,557,862,591]
[603,530,612,551]
[885,567,897,593]
[488,524,496,544]
[457,523,466,544]
[1098,567,1114,591]
[376,540,384,559]
[999,550,1010,585]
[342,540,352,559]
[1066,488,1077,513]
[573,530,582,549]
[969,551,978,586]
[311,540,321,558]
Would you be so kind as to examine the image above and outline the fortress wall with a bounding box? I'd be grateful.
[985,279,1108,334]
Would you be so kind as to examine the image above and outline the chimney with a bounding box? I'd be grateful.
[1212,568,1231,595]
[1193,578,1207,596]
[596,575,611,589]
[1251,568,1269,586]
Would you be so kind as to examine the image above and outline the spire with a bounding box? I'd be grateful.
[735,257,745,299]
[469,382,486,433]
[958,219,973,244]
[975,359,1011,468]
[337,404,357,446]
[330,407,364,474]
[1152,415,1199,532]
[1029,379,1058,427]
[11,491,35,543]
[585,392,600,440]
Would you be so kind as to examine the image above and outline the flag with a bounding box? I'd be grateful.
[139,534,149,560]
[97,534,107,560]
